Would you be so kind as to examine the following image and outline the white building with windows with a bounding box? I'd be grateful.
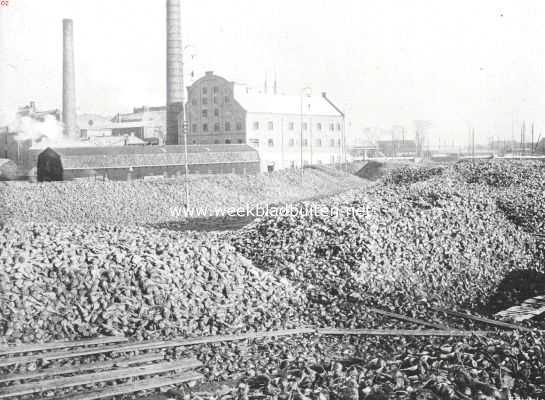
[185,72,346,172]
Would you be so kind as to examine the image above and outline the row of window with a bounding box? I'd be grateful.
[253,121,342,131]
[192,121,243,133]
[286,156,340,168]
[190,138,244,145]
[192,96,231,106]
[250,138,342,148]
[200,108,237,118]
[201,86,231,95]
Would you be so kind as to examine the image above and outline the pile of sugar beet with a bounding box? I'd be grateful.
[2,160,545,399]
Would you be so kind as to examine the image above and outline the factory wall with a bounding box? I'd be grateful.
[0,132,36,172]
[245,112,343,172]
[185,72,247,145]
[40,162,260,182]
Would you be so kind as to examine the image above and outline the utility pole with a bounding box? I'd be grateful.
[183,120,190,210]
[299,87,312,182]
[300,95,303,183]
[472,128,475,165]
[521,122,525,156]
[532,122,534,155]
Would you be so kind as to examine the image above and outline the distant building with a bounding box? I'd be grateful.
[110,106,166,144]
[185,71,345,172]
[17,101,61,122]
[81,134,146,147]
[377,140,417,157]
[37,144,260,181]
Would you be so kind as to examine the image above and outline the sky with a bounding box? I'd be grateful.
[1,0,545,146]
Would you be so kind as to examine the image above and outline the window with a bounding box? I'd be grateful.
[329,123,335,131]
[268,139,274,147]
[238,139,244,144]
[192,124,198,133]
[253,121,260,130]
[316,139,322,147]
[214,123,220,132]
[202,87,208,95]
[268,121,274,130]
[289,138,295,147]
[214,139,220,144]
[224,96,230,103]
[225,139,232,144]
[236,121,243,130]
[249,138,260,147]
[303,122,308,131]
[202,110,208,118]
[214,108,219,117]
[289,122,295,130]
[203,123,208,132]
[192,140,197,144]
[337,123,342,131]
[191,98,197,106]
[225,122,231,131]
[337,139,341,147]
[330,139,335,147]
[303,139,308,147]
[213,86,219,93]
[316,123,322,131]
[202,97,208,105]
[213,97,218,105]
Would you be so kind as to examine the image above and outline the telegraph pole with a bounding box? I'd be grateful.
[472,128,475,165]
[183,120,190,210]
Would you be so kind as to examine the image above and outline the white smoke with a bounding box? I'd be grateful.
[8,114,83,150]
[10,115,63,141]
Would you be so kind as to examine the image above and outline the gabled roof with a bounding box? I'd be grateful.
[40,144,260,170]
[234,87,343,117]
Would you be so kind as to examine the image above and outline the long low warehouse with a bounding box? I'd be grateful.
[37,144,260,181]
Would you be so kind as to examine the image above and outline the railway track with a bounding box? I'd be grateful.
[0,305,536,400]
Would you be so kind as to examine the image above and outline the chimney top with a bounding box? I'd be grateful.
[205,71,214,76]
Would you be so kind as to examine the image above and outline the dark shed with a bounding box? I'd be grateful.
[37,144,260,182]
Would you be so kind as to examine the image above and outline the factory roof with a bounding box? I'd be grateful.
[234,87,343,117]
[82,135,146,147]
[40,144,260,170]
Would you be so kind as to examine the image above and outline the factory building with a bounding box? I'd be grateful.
[37,144,260,182]
[185,71,345,172]
[0,103,61,173]
[377,140,417,157]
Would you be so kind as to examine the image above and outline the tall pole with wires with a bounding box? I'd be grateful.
[299,87,312,183]
[183,119,190,210]
[472,128,475,165]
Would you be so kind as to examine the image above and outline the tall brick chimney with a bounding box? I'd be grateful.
[166,0,184,145]
[62,19,77,138]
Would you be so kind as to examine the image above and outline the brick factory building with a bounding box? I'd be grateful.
[185,71,345,172]
[37,144,260,182]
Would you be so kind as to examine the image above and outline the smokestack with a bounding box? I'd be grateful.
[166,0,184,145]
[62,19,77,138]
